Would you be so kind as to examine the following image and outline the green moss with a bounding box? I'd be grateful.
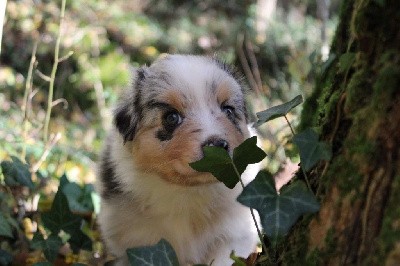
[299,66,336,131]
[373,175,400,264]
[330,0,354,53]
[327,156,363,196]
[372,63,400,107]
[319,89,342,135]
[293,0,400,263]
[344,66,372,114]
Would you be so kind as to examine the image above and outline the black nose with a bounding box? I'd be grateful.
[202,137,229,151]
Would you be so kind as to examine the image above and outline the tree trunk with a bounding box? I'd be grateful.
[282,0,400,265]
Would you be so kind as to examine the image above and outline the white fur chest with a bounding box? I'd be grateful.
[99,168,255,264]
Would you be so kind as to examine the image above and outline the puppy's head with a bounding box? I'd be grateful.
[114,55,250,186]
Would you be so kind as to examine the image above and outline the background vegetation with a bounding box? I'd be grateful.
[0,0,340,264]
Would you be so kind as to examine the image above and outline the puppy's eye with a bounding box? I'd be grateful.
[222,106,235,118]
[163,111,183,127]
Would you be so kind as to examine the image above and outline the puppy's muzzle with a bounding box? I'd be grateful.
[202,136,230,152]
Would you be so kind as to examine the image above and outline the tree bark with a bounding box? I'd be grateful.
[282,0,400,265]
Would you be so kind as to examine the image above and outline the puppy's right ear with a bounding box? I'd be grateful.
[114,67,148,143]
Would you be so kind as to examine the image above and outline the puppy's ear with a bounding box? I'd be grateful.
[114,67,148,143]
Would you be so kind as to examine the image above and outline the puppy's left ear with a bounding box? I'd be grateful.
[114,67,148,143]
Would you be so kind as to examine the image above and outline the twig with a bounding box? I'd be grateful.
[22,41,38,115]
[237,33,259,95]
[31,133,62,173]
[0,0,7,55]
[35,69,51,82]
[58,51,74,62]
[232,163,268,254]
[43,0,67,142]
[51,98,68,109]
[284,115,295,136]
[245,38,269,96]
[21,41,39,161]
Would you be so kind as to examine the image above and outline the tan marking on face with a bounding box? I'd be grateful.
[132,119,213,186]
[158,90,187,113]
[216,81,233,105]
[131,109,249,187]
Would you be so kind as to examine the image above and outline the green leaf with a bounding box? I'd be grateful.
[230,251,246,266]
[68,223,93,252]
[233,136,266,175]
[190,137,266,189]
[41,189,82,235]
[339,52,356,72]
[1,156,34,189]
[62,182,95,213]
[59,173,70,189]
[189,146,238,189]
[31,233,63,262]
[292,128,332,171]
[33,263,53,266]
[189,137,266,189]
[0,212,13,238]
[0,249,13,265]
[126,238,179,266]
[237,172,320,246]
[255,95,303,126]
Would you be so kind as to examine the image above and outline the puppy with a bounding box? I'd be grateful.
[97,55,259,265]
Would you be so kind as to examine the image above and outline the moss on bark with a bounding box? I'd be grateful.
[280,0,400,264]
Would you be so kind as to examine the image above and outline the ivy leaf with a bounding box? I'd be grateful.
[31,233,63,262]
[0,212,13,238]
[190,137,266,189]
[189,146,238,189]
[237,171,320,246]
[62,182,95,213]
[126,238,179,266]
[339,52,356,72]
[41,189,82,235]
[0,249,13,265]
[59,173,70,189]
[1,156,34,189]
[68,221,93,252]
[233,136,266,175]
[292,128,332,171]
[255,95,303,126]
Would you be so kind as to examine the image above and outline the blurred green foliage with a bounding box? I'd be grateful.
[0,0,338,263]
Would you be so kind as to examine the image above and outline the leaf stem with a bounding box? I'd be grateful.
[43,0,66,142]
[232,163,268,254]
[284,115,312,191]
[284,115,295,136]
